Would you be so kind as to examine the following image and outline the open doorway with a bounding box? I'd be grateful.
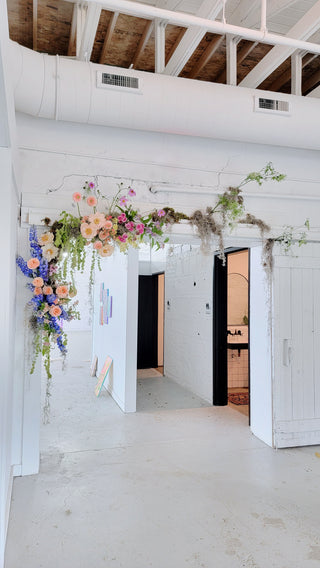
[136,244,212,412]
[213,249,250,419]
[137,272,164,374]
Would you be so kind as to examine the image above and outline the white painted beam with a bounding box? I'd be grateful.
[99,11,119,64]
[155,19,166,73]
[64,0,320,59]
[240,0,320,88]
[163,0,223,76]
[33,0,38,51]
[291,52,302,96]
[76,3,87,58]
[68,3,78,56]
[78,2,102,61]
[226,34,239,85]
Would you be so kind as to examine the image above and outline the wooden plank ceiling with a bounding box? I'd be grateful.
[6,0,320,95]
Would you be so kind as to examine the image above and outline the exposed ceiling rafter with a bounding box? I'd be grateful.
[189,34,224,79]
[239,0,320,88]
[163,0,224,76]
[78,2,101,62]
[131,20,153,69]
[268,52,317,92]
[99,11,119,64]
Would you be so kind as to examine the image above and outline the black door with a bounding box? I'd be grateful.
[137,275,158,369]
[213,254,228,405]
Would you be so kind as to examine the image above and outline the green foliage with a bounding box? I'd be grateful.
[239,162,286,188]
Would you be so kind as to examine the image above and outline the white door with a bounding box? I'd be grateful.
[273,244,320,448]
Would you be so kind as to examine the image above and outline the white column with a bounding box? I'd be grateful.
[155,19,166,74]
[291,52,302,96]
[226,35,238,86]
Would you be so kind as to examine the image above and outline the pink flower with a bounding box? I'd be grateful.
[56,285,69,298]
[93,241,102,250]
[136,223,145,235]
[118,213,127,223]
[34,287,42,296]
[43,285,53,295]
[33,277,44,287]
[80,223,97,240]
[118,234,128,242]
[27,258,40,270]
[72,192,82,202]
[128,188,136,197]
[81,216,89,223]
[89,182,95,189]
[119,197,128,207]
[49,305,62,317]
[125,221,135,232]
[158,209,165,217]
[104,220,113,230]
[99,230,108,241]
[86,196,97,207]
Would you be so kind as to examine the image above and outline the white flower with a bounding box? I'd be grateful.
[42,243,59,261]
[39,231,54,246]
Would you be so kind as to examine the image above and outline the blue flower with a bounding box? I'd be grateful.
[16,256,33,277]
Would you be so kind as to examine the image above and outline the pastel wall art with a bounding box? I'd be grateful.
[95,356,113,397]
[100,283,113,325]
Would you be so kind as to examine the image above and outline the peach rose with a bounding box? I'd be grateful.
[43,286,53,295]
[33,277,44,287]
[93,241,102,250]
[27,258,40,270]
[34,287,43,296]
[99,244,114,257]
[56,285,69,298]
[49,305,62,317]
[86,196,97,207]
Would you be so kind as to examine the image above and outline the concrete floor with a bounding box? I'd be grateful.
[5,362,320,568]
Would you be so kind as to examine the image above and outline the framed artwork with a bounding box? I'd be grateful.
[100,283,113,325]
[90,355,98,377]
[95,356,113,397]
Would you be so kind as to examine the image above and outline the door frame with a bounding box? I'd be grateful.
[213,248,250,411]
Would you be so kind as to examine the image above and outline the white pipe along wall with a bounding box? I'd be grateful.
[9,41,320,151]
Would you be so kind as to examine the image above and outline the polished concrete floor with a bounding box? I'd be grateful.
[5,362,320,568]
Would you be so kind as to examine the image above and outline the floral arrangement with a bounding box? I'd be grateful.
[17,182,182,381]
[17,166,308,389]
[16,226,80,379]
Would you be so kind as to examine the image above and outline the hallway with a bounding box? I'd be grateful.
[5,361,320,568]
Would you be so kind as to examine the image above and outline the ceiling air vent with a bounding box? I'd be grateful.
[96,72,142,94]
[254,96,290,115]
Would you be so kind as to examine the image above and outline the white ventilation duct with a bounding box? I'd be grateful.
[9,41,320,151]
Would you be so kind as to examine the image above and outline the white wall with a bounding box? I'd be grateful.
[11,90,320,456]
[250,246,273,447]
[0,7,20,566]
[92,248,138,412]
[0,151,18,568]
[164,245,214,402]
